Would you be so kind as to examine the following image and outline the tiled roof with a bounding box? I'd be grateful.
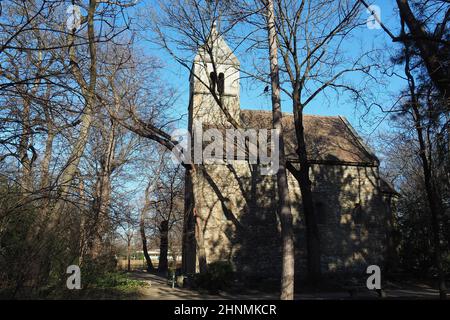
[239,109,379,165]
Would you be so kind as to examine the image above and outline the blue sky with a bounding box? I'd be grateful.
[116,0,410,211]
[135,0,407,146]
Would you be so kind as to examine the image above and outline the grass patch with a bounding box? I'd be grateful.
[47,271,148,300]
[94,272,147,290]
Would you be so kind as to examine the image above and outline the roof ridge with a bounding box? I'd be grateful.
[240,109,341,118]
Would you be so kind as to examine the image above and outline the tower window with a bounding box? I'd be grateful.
[218,73,224,95]
[210,72,217,92]
[210,71,225,95]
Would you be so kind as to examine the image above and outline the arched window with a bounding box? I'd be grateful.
[218,72,225,95]
[210,72,225,95]
[210,72,217,92]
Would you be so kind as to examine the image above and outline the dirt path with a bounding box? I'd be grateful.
[128,270,444,300]
[130,270,277,300]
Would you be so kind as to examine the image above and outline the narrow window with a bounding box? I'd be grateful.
[218,72,225,95]
[210,72,217,92]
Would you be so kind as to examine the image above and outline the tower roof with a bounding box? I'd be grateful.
[194,23,240,66]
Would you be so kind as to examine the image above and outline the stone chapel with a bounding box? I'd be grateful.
[182,26,397,281]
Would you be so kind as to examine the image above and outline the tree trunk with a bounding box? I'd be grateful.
[127,236,131,272]
[412,109,447,299]
[40,131,54,191]
[90,121,116,256]
[78,178,88,266]
[48,0,98,231]
[140,210,155,272]
[291,91,322,283]
[182,169,197,274]
[18,96,33,193]
[384,195,399,273]
[158,220,169,273]
[195,210,208,273]
[265,0,295,300]
[405,43,447,299]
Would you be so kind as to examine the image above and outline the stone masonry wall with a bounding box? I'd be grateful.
[189,161,389,280]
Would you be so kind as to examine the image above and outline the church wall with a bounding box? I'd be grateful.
[289,164,388,277]
[191,161,280,278]
[191,93,240,125]
[189,162,389,280]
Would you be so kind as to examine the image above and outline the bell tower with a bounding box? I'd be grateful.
[183,24,241,274]
[189,24,240,126]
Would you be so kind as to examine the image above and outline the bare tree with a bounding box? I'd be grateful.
[0,0,142,294]
[262,0,295,300]
[117,205,138,272]
[393,25,447,298]
[151,163,184,273]
[274,0,367,284]
[360,0,449,104]
[139,150,169,272]
[362,0,449,299]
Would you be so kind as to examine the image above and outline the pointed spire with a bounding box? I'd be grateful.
[208,21,219,45]
[195,19,239,66]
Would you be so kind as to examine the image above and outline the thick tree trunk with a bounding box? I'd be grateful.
[412,108,447,299]
[265,0,295,300]
[182,169,197,274]
[158,220,169,273]
[49,0,98,232]
[291,92,322,283]
[405,44,447,299]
